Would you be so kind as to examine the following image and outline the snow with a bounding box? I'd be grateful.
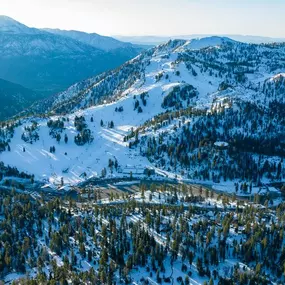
[0,41,182,184]
[0,15,40,34]
[2,180,283,284]
[1,35,285,285]
[269,73,285,81]
[1,36,284,188]
[211,180,280,198]
[4,273,26,284]
[114,180,140,186]
[176,36,235,51]
[0,80,167,184]
[214,141,229,147]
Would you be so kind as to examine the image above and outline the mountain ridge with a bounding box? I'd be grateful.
[115,34,285,45]
[0,15,41,34]
[43,28,136,51]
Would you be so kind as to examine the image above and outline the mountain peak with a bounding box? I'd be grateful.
[0,15,17,22]
[183,36,236,50]
[0,15,39,34]
[158,36,237,54]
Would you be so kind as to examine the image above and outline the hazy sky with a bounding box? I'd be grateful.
[1,0,284,37]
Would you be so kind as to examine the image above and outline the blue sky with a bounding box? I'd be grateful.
[1,0,284,37]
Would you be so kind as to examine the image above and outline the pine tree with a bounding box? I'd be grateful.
[56,133,61,143]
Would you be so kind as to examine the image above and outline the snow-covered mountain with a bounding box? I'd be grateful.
[43,28,135,51]
[0,15,39,34]
[0,16,143,94]
[0,31,103,57]
[1,37,284,187]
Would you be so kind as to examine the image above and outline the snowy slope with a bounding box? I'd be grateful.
[0,99,156,184]
[0,40,184,183]
[175,36,236,50]
[1,37,285,186]
[0,57,175,184]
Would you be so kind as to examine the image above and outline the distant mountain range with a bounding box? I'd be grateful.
[43,28,136,51]
[0,15,145,119]
[0,16,143,93]
[114,34,285,45]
